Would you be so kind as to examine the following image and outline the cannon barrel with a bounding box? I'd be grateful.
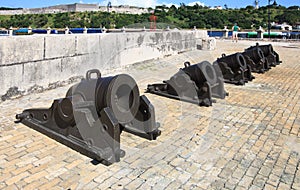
[214,53,254,85]
[66,70,140,125]
[217,53,247,72]
[258,44,274,55]
[246,43,281,66]
[181,61,218,87]
[15,69,160,165]
[243,47,264,64]
[242,47,269,73]
[147,61,227,106]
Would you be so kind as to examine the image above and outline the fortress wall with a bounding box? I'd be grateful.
[0,30,214,96]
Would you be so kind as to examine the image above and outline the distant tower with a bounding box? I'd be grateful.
[107,1,112,12]
[254,0,259,9]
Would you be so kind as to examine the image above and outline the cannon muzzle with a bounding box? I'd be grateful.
[242,46,270,73]
[16,69,160,165]
[214,53,255,85]
[246,43,281,66]
[147,61,227,106]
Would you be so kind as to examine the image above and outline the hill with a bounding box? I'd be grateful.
[0,4,299,30]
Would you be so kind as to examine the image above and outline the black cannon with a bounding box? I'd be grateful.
[147,61,228,107]
[213,53,255,85]
[242,46,270,73]
[16,69,160,165]
[246,43,281,66]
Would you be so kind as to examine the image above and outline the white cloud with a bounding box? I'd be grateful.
[100,0,157,8]
[187,1,205,7]
[158,2,180,8]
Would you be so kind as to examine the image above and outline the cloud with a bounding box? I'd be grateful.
[100,0,157,8]
[187,1,205,7]
[158,2,180,8]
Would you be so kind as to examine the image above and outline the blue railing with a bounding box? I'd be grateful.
[12,28,103,35]
[207,30,300,39]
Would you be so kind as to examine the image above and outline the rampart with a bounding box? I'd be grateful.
[0,30,214,97]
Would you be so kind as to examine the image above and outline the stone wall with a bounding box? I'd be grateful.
[0,30,213,97]
[0,3,99,15]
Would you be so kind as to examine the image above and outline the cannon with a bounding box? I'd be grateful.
[213,53,255,85]
[147,61,228,107]
[246,43,281,66]
[16,69,160,165]
[242,46,270,73]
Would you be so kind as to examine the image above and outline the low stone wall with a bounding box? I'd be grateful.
[0,30,213,97]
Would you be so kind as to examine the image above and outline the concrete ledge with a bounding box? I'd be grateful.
[45,35,77,59]
[0,30,212,97]
[0,36,44,65]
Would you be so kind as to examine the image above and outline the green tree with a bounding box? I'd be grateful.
[53,13,70,28]
[0,4,299,30]
[34,14,48,27]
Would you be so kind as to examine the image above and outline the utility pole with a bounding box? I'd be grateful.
[268,0,275,39]
[107,1,112,29]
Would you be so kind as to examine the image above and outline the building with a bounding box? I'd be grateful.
[99,5,149,14]
[271,22,292,31]
[0,3,99,15]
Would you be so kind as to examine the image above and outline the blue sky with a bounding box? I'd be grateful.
[0,0,299,9]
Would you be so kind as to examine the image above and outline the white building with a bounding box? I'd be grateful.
[0,3,99,15]
[99,5,149,14]
[271,22,292,31]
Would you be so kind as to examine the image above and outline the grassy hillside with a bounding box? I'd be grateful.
[0,5,299,30]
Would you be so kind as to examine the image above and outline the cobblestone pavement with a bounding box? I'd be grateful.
[0,40,300,189]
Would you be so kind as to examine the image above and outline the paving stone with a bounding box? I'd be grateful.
[39,178,61,189]
[58,173,81,189]
[114,168,134,179]
[259,166,272,177]
[292,183,300,189]
[252,175,267,188]
[238,175,253,189]
[11,164,34,176]
[177,171,192,185]
[246,166,260,177]
[210,179,226,189]
[0,40,299,189]
[24,170,48,183]
[126,177,146,189]
[165,180,183,190]
[285,165,297,175]
[5,172,30,186]
[248,185,262,190]
[232,167,246,180]
[277,182,292,190]
[84,181,99,189]
[267,173,280,187]
[218,167,233,179]
[225,177,240,189]
[224,181,236,190]
[280,172,295,185]
[264,183,276,190]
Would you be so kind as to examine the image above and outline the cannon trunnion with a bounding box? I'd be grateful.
[246,43,281,67]
[213,53,255,85]
[147,61,228,106]
[16,69,160,165]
